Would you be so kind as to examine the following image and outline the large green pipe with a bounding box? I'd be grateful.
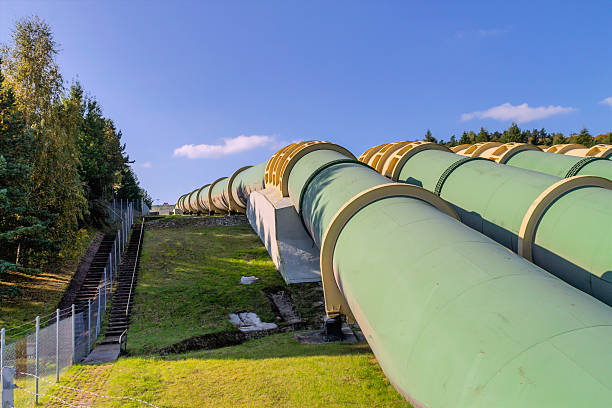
[285,147,612,407]
[210,178,230,213]
[394,149,612,305]
[230,161,267,208]
[504,149,612,179]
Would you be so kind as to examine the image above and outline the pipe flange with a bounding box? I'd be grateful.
[265,143,297,187]
[207,177,228,214]
[184,189,198,213]
[493,143,541,164]
[195,184,211,212]
[450,144,471,154]
[226,166,252,213]
[545,144,584,154]
[434,157,489,196]
[297,159,372,222]
[564,157,610,178]
[386,143,451,180]
[358,143,388,164]
[319,183,459,322]
[586,144,612,158]
[276,141,355,196]
[176,194,187,211]
[462,142,502,157]
[518,175,612,261]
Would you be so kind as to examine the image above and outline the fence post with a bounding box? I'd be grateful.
[104,268,107,312]
[35,315,39,404]
[71,305,75,364]
[56,308,60,382]
[1,327,4,398]
[87,300,91,353]
[97,288,101,339]
[1,366,14,408]
[109,253,113,292]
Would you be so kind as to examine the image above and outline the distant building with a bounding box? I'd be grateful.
[150,204,175,215]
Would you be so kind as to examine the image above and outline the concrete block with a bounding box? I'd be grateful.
[247,188,321,283]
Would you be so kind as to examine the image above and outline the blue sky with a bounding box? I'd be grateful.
[1,1,611,203]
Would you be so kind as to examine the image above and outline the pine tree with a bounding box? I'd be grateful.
[423,129,437,143]
[501,123,525,143]
[573,128,595,147]
[0,69,52,273]
[475,127,490,143]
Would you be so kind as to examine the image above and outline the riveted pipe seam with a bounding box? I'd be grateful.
[226,166,252,213]
[518,175,612,261]
[564,157,609,178]
[434,157,489,196]
[296,159,372,221]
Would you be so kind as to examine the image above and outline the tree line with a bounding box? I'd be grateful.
[0,16,151,276]
[423,124,612,147]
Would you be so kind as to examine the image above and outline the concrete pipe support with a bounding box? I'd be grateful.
[387,147,612,305]
[283,145,612,408]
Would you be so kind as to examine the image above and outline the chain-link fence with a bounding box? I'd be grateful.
[1,203,135,407]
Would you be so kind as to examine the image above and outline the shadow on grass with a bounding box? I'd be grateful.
[155,332,372,362]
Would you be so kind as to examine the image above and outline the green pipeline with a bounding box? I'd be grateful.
[210,178,230,213]
[286,148,612,407]
[505,149,612,179]
[396,149,612,306]
[230,161,267,208]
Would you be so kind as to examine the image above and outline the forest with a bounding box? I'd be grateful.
[0,16,150,278]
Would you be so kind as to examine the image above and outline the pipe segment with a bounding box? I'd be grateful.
[175,194,187,212]
[453,142,612,180]
[175,141,612,407]
[195,184,211,212]
[226,166,252,213]
[284,144,612,408]
[208,177,229,213]
[504,149,612,180]
[559,143,612,158]
[230,161,267,208]
[383,147,612,306]
[184,189,199,213]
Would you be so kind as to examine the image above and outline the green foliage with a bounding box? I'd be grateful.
[0,15,148,270]
[475,127,490,142]
[571,127,595,147]
[0,69,53,272]
[423,129,437,143]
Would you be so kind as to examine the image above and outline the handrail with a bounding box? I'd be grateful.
[118,328,128,352]
[125,219,144,316]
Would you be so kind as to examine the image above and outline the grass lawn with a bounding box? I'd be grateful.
[40,333,410,408]
[28,219,411,407]
[128,224,289,354]
[0,228,97,334]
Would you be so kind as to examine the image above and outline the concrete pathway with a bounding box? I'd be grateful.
[82,343,121,365]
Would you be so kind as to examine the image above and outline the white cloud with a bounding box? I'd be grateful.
[141,161,153,168]
[173,135,274,159]
[600,97,612,108]
[461,102,576,123]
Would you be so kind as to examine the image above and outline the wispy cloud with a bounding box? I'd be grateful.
[461,102,576,123]
[600,96,612,108]
[141,161,153,168]
[173,135,274,159]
